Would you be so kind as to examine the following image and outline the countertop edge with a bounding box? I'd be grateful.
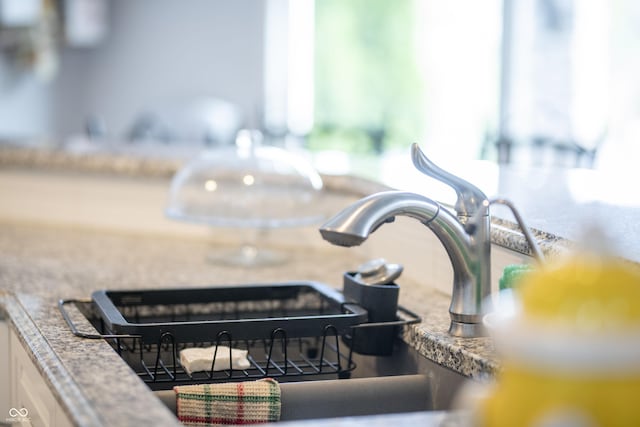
[1,292,104,427]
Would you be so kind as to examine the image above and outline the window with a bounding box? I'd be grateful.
[310,0,426,155]
[266,0,502,178]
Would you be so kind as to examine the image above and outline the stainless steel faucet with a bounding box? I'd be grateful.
[319,143,491,337]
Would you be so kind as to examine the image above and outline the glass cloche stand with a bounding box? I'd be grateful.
[165,129,324,267]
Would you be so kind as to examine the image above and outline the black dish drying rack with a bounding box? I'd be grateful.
[59,281,420,390]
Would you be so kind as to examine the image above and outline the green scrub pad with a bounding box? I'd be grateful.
[499,264,534,290]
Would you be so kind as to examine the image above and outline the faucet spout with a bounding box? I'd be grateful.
[319,191,440,247]
[319,145,492,338]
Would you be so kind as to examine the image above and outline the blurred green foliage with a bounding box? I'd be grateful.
[309,0,426,154]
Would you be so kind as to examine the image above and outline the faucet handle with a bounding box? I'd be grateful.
[411,143,488,218]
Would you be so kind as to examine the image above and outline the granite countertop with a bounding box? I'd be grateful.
[1,143,638,426]
[0,222,482,427]
[6,141,635,260]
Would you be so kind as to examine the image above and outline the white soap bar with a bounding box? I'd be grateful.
[179,345,251,375]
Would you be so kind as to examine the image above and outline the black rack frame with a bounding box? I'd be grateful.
[58,281,420,389]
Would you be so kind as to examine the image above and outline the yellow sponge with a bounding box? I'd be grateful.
[518,256,640,329]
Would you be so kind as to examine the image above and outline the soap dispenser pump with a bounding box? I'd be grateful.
[342,258,402,356]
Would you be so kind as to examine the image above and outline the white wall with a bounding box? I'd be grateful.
[0,0,266,140]
[0,58,54,140]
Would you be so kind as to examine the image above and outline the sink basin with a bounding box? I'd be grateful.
[66,286,469,422]
[154,339,468,421]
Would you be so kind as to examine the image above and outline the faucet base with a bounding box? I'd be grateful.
[448,321,487,338]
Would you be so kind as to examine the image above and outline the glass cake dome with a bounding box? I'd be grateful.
[166,129,324,265]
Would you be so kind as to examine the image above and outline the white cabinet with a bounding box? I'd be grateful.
[1,320,10,421]
[1,320,72,427]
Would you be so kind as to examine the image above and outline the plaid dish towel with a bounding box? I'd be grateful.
[174,378,281,426]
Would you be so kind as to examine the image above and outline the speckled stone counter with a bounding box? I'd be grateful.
[0,222,489,426]
[5,142,634,261]
[2,143,638,426]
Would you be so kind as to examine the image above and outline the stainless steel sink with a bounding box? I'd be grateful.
[154,339,468,421]
[64,287,469,421]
